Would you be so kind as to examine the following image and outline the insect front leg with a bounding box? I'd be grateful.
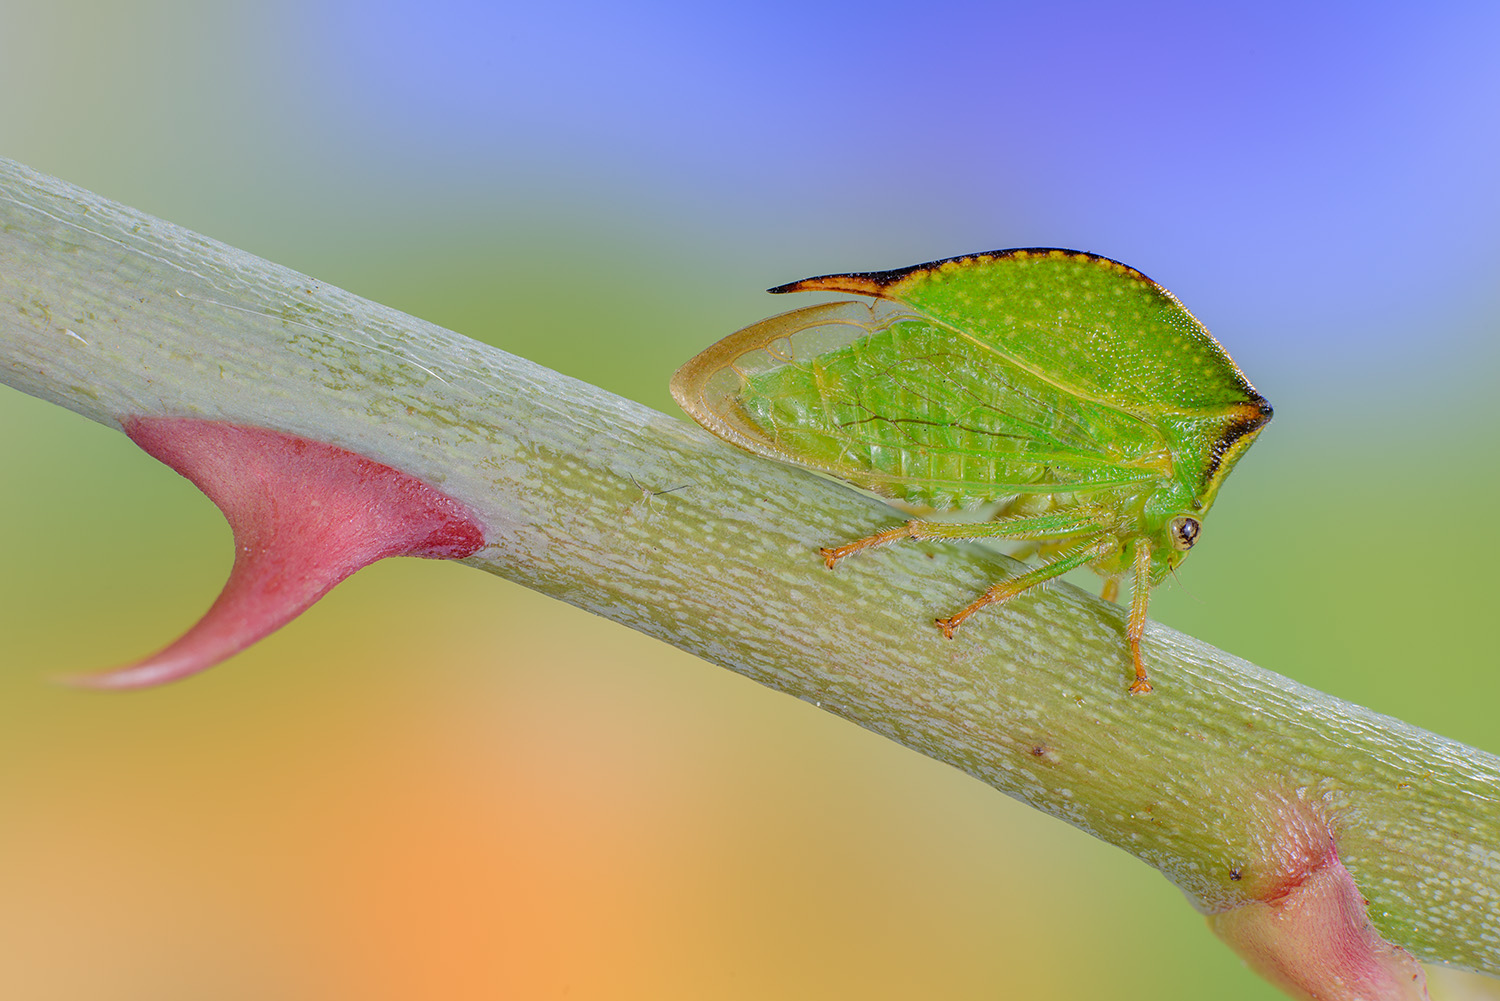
[1125,539,1154,694]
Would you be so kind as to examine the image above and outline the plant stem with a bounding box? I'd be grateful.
[2,157,1496,979]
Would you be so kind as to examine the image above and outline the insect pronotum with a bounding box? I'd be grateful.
[671,249,1271,693]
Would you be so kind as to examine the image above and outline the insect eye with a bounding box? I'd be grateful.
[1169,516,1201,551]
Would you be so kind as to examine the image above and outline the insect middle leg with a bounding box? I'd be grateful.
[933,538,1104,638]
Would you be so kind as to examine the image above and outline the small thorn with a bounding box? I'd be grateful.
[1208,803,1428,999]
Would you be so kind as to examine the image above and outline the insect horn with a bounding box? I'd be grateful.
[766,273,895,297]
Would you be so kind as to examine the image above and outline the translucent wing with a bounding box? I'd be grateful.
[672,299,1171,511]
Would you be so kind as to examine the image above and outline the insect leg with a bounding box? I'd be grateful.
[1126,539,1154,694]
[934,537,1105,639]
[820,509,1103,569]
[1100,578,1120,604]
[819,524,920,568]
[907,509,1107,544]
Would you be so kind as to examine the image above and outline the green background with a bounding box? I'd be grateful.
[1,2,1497,998]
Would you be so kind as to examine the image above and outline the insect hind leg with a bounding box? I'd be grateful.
[819,524,918,568]
[820,508,1104,570]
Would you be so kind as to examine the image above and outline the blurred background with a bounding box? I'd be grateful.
[2,1,1498,998]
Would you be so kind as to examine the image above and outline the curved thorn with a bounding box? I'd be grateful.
[69,417,485,689]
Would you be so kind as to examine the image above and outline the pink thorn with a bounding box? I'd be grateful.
[72,417,485,690]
